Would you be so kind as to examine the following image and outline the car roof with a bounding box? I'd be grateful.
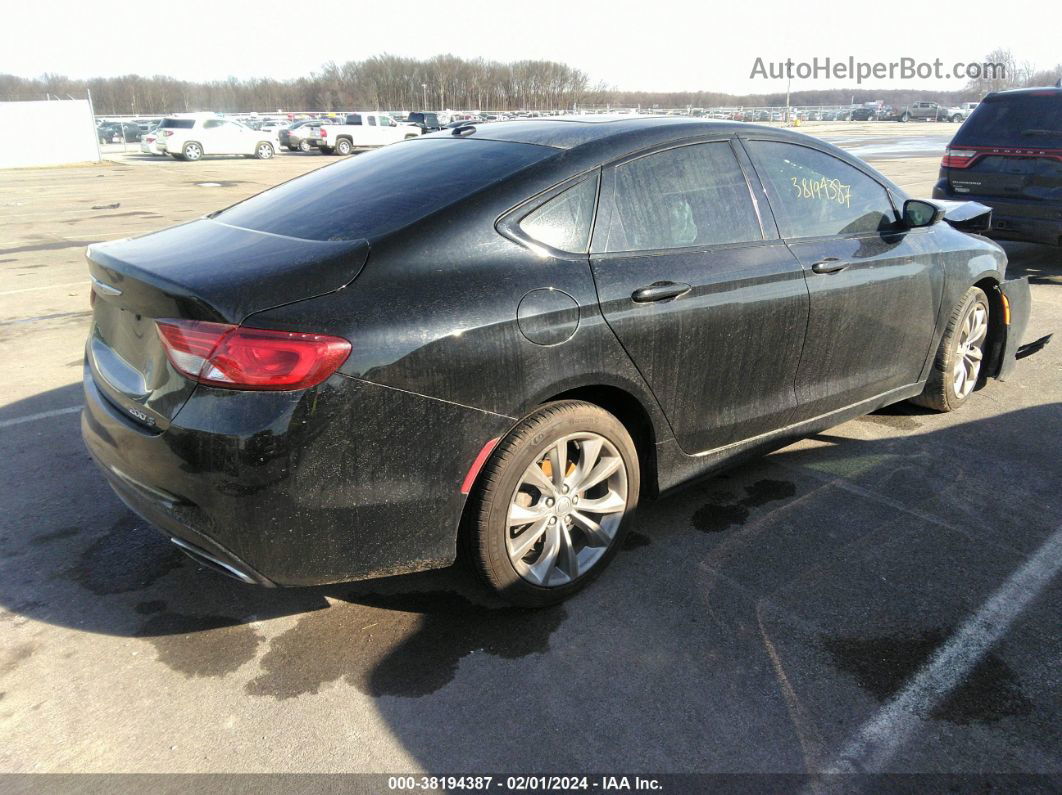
[984,86,1062,101]
[423,115,824,153]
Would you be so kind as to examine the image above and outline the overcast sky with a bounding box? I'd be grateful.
[3,0,1055,94]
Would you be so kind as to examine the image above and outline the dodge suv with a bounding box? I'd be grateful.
[933,87,1062,246]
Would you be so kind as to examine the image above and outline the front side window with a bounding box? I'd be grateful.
[203,119,223,129]
[747,140,897,238]
[518,176,598,253]
[604,141,762,253]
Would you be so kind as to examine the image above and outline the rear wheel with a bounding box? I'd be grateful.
[951,114,963,123]
[298,139,312,152]
[182,142,203,161]
[335,138,353,155]
[467,401,639,606]
[255,141,274,159]
[318,146,334,155]
[899,112,910,123]
[911,286,990,412]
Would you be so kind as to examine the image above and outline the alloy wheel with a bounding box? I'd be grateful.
[954,302,987,399]
[506,432,628,587]
[184,143,202,161]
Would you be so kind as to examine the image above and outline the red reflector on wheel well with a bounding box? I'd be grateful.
[460,437,500,494]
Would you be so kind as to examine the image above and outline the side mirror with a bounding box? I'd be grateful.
[902,199,944,228]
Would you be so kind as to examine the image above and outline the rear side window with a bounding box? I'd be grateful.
[216,138,556,241]
[747,140,896,238]
[519,176,598,253]
[368,116,377,126]
[604,142,762,252]
[956,93,1062,148]
[160,118,194,129]
[347,114,362,125]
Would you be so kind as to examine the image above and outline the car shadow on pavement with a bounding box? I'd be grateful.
[2,385,1060,769]
[999,241,1062,287]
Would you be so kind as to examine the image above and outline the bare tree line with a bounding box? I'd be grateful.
[1,49,1058,115]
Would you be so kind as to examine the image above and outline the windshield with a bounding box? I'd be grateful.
[216,138,556,241]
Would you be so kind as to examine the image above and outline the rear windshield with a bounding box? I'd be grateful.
[956,93,1062,148]
[160,118,195,129]
[216,138,556,241]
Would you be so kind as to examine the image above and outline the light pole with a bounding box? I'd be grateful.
[422,83,428,111]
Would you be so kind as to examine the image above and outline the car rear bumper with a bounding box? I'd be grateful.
[933,181,1062,246]
[81,364,514,587]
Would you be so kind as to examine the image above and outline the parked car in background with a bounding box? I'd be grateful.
[156,116,277,161]
[314,112,421,155]
[934,86,1062,246]
[279,119,325,152]
[850,106,880,121]
[956,101,979,120]
[97,121,142,143]
[82,116,1029,607]
[893,101,957,122]
[406,111,443,132]
[139,124,163,155]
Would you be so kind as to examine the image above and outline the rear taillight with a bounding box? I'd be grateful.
[320,128,327,137]
[942,148,978,168]
[156,319,351,391]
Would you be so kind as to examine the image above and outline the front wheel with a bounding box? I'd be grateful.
[911,287,990,412]
[467,401,639,606]
[255,141,274,159]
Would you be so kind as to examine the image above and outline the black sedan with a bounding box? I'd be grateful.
[81,117,1030,605]
[279,119,325,152]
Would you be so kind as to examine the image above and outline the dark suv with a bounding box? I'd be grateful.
[406,111,443,132]
[933,87,1062,246]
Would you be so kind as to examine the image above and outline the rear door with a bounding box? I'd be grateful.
[744,138,943,418]
[590,138,809,454]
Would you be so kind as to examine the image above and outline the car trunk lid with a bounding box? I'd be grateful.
[85,218,368,430]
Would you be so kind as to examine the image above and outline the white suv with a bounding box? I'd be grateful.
[157,115,277,161]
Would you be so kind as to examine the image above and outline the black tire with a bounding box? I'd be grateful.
[467,400,640,607]
[910,287,990,412]
[319,146,334,155]
[286,145,297,152]
[298,139,311,152]
[254,141,274,159]
[335,138,353,155]
[899,112,910,123]
[951,114,963,123]
[182,141,203,161]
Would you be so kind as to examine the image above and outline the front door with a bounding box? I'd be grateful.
[590,139,810,454]
[744,138,943,419]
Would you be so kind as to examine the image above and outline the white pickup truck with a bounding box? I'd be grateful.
[313,113,420,155]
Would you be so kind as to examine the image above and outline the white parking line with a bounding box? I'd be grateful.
[0,405,82,429]
[0,282,87,296]
[822,522,1062,774]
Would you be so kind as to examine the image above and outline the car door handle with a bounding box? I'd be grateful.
[631,281,692,303]
[811,258,849,274]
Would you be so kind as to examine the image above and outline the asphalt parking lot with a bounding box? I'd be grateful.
[0,135,1059,776]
